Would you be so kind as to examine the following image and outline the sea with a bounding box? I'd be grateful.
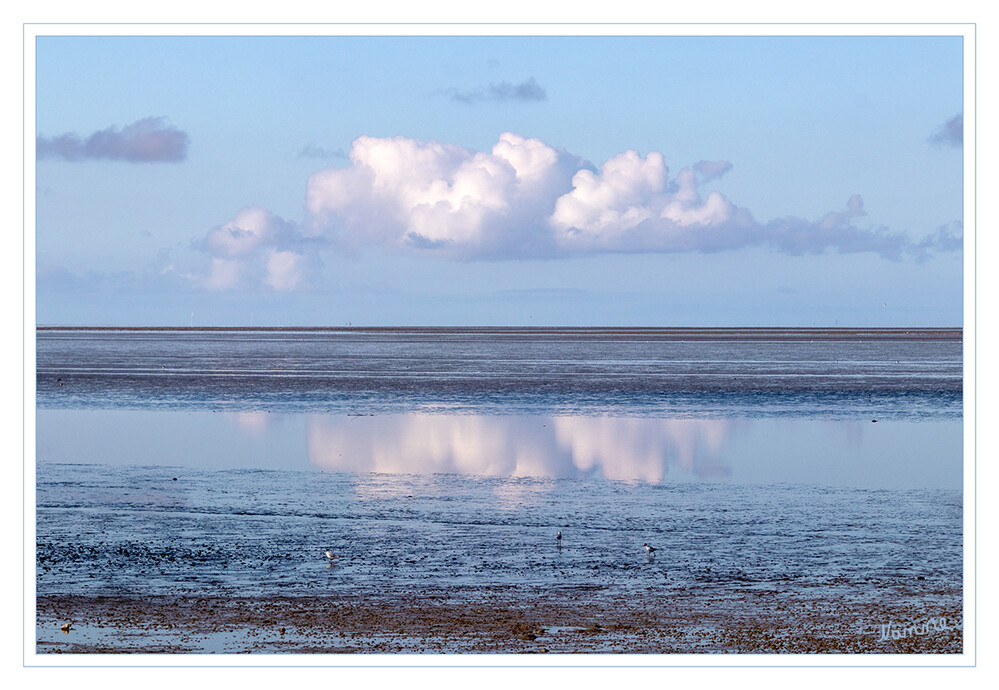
[34,327,964,629]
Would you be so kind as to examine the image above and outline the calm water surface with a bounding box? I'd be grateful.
[35,328,963,602]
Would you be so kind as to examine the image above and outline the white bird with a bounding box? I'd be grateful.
[643,543,657,555]
[325,550,338,561]
[556,530,562,543]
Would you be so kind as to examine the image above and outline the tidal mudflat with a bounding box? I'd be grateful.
[34,327,964,655]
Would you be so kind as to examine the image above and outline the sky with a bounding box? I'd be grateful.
[32,32,967,327]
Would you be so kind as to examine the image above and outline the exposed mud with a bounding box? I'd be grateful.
[37,581,963,655]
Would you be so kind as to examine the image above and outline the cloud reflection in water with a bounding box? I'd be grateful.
[307,415,738,482]
[34,408,959,489]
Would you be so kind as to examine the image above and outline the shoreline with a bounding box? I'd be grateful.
[37,582,963,655]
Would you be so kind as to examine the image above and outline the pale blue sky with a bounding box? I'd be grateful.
[33,33,965,326]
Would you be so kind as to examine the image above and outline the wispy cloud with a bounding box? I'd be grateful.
[37,116,189,163]
[929,114,963,148]
[444,77,547,104]
[297,143,348,160]
[909,222,964,263]
[37,261,189,295]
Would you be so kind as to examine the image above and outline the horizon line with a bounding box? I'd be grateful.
[35,324,963,333]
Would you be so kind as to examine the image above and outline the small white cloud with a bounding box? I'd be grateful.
[195,206,318,291]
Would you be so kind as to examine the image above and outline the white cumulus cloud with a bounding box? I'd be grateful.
[303,132,916,261]
[549,151,750,253]
[195,206,320,291]
[192,132,958,290]
[306,132,586,258]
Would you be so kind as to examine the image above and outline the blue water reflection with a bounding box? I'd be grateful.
[36,409,961,490]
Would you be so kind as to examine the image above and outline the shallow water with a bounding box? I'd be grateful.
[33,328,964,652]
[36,462,961,599]
[36,327,963,418]
[36,409,961,488]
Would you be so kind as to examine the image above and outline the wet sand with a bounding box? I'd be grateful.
[37,581,962,655]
